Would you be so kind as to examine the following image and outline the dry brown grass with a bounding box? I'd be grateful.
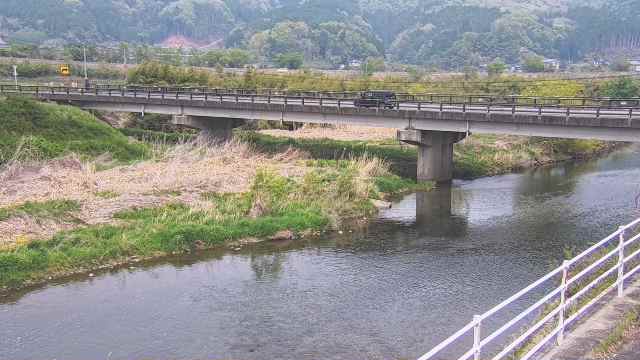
[260,124,398,142]
[0,138,308,245]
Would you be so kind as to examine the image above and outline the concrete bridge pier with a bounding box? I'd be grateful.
[399,130,467,184]
[172,115,244,141]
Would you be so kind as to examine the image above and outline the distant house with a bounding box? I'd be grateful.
[629,60,640,72]
[543,59,560,71]
[0,37,9,50]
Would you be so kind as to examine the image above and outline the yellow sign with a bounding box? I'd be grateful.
[59,64,70,76]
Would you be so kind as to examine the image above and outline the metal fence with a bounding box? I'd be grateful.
[417,217,640,360]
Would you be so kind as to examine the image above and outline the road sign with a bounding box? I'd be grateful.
[59,64,70,76]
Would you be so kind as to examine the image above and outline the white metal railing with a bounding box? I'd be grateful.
[418,217,640,360]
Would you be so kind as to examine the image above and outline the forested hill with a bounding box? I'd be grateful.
[1,0,639,68]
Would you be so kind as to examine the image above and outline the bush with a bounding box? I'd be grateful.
[523,55,545,73]
[601,77,640,98]
[275,52,305,69]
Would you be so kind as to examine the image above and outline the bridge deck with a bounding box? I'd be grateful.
[2,86,639,142]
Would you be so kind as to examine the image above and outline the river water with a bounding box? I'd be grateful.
[2,146,640,360]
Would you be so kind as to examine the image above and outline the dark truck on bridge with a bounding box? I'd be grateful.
[354,90,398,109]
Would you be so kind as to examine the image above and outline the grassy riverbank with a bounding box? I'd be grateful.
[0,96,148,165]
[0,155,425,290]
[240,129,614,179]
[0,99,431,290]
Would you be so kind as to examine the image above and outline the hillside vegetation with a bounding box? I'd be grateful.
[0,97,148,164]
[1,0,638,68]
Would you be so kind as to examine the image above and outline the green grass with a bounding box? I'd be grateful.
[0,200,81,222]
[302,158,433,197]
[0,96,148,164]
[0,162,401,289]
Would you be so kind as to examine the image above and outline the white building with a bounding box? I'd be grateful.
[0,37,8,50]
[543,58,560,71]
[629,60,640,72]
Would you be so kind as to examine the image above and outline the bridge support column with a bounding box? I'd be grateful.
[172,115,244,141]
[399,130,466,184]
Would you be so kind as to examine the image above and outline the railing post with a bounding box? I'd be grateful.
[473,315,482,360]
[618,226,626,297]
[558,260,569,344]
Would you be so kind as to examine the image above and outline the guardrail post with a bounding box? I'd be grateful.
[558,260,569,344]
[618,227,626,297]
[473,315,482,360]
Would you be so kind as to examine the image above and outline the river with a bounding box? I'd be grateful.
[2,146,639,360]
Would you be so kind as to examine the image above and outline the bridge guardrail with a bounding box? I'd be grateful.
[417,217,640,360]
[0,85,638,121]
[5,82,640,108]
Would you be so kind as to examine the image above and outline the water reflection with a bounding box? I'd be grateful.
[415,188,469,238]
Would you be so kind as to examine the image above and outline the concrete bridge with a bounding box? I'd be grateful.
[2,85,640,184]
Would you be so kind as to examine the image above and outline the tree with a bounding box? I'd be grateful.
[362,57,385,76]
[223,49,252,68]
[522,55,545,73]
[487,59,506,77]
[275,52,304,69]
[601,78,640,98]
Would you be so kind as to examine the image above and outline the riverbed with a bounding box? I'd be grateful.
[2,145,639,360]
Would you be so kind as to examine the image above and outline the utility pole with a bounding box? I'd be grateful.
[13,65,17,88]
[123,45,128,82]
[83,45,89,89]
